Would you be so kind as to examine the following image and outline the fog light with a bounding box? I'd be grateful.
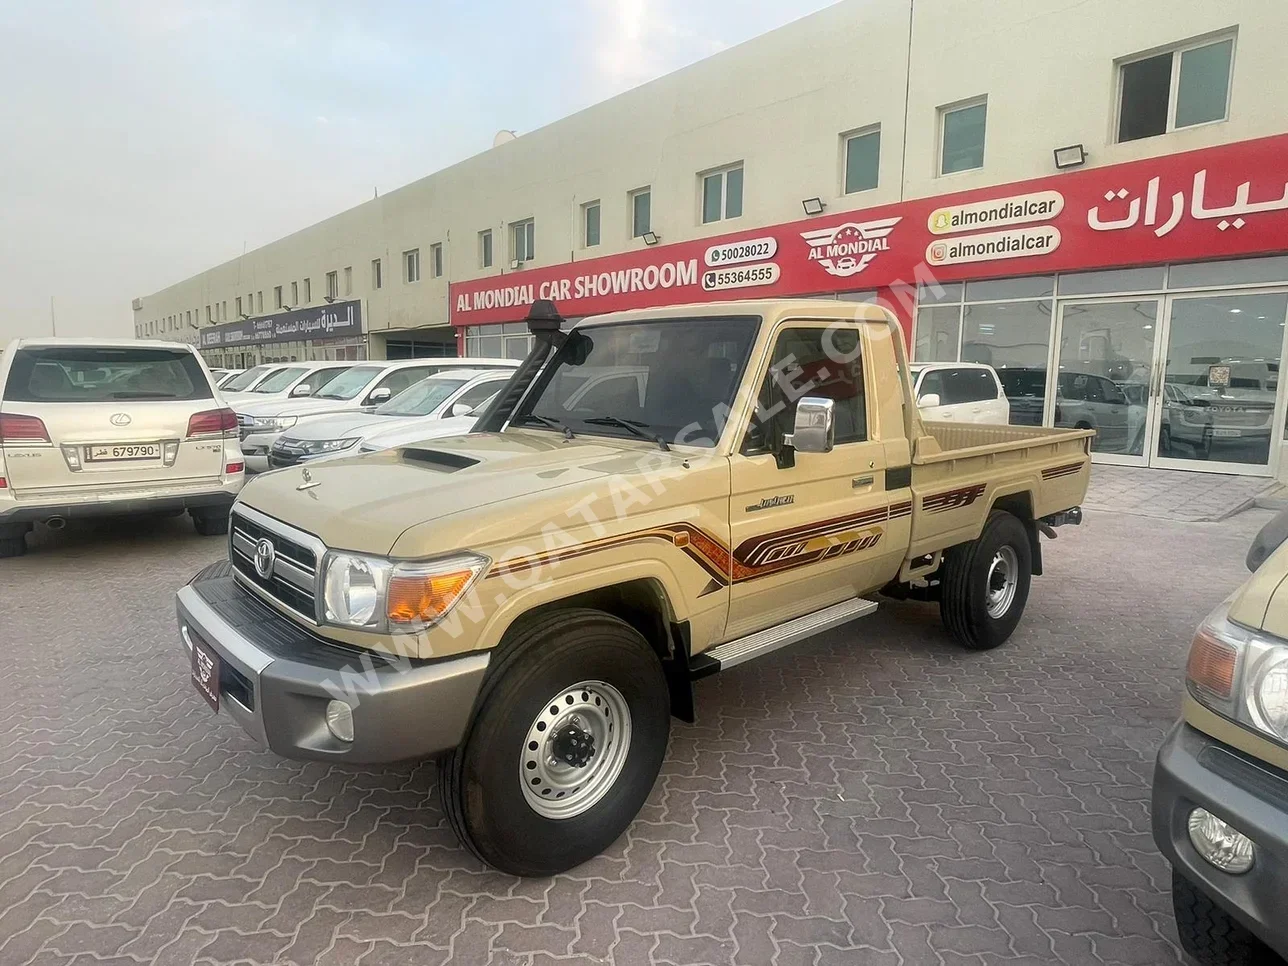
[325,700,355,743]
[1188,808,1255,873]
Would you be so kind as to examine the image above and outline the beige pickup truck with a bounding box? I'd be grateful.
[176,298,1091,875]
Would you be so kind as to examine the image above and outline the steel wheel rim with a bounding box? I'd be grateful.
[985,545,1019,618]
[520,680,632,820]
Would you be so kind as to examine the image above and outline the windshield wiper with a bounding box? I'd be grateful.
[518,413,575,440]
[582,416,670,452]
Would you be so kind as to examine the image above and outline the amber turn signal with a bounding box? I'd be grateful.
[1187,627,1238,700]
[387,569,476,626]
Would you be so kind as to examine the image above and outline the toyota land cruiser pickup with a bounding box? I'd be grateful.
[176,298,1091,876]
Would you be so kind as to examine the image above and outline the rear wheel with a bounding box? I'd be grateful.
[190,508,229,536]
[1171,871,1271,966]
[939,510,1032,651]
[439,609,670,876]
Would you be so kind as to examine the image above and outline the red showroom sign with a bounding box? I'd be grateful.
[451,133,1288,327]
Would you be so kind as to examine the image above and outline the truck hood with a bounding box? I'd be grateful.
[1229,537,1288,639]
[358,414,479,452]
[237,430,693,555]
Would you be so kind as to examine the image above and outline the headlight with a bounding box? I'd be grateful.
[1186,602,1288,745]
[323,554,389,627]
[251,416,297,432]
[321,551,488,632]
[301,437,359,455]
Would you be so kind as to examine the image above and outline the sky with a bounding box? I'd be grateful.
[0,0,835,343]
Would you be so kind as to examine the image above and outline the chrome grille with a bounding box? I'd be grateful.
[229,507,323,622]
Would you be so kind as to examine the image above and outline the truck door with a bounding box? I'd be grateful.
[725,321,907,640]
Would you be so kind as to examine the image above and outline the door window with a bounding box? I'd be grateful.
[452,379,507,413]
[743,327,866,454]
[372,366,433,401]
[941,368,998,404]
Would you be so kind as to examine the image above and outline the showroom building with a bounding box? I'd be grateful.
[134,0,1288,478]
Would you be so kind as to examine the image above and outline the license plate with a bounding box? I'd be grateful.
[1212,428,1243,438]
[189,631,220,713]
[85,443,161,462]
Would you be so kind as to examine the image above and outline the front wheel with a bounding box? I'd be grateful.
[939,510,1032,651]
[438,609,670,876]
[1171,871,1270,965]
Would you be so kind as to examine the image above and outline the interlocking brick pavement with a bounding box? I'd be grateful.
[0,509,1277,965]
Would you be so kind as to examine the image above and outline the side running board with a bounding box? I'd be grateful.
[690,597,878,678]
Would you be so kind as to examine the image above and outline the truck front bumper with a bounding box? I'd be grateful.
[1152,720,1288,959]
[176,562,489,764]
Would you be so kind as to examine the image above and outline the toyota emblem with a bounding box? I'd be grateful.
[110,413,132,427]
[253,538,276,579]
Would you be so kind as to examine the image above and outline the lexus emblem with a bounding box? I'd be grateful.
[253,538,276,579]
[109,413,132,427]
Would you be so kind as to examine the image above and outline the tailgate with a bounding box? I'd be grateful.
[0,345,226,494]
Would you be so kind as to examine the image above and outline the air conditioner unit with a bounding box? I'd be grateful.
[131,297,143,311]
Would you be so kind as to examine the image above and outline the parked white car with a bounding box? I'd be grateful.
[235,358,519,471]
[266,369,514,468]
[0,339,245,556]
[909,363,1011,424]
[221,361,354,405]
[216,364,287,395]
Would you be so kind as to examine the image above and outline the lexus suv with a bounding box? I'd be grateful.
[0,339,244,557]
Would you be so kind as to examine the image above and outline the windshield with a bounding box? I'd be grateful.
[377,375,470,417]
[313,365,383,400]
[514,317,758,447]
[251,366,309,393]
[222,365,273,391]
[4,346,214,402]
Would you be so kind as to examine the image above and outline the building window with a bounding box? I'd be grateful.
[512,219,535,263]
[274,286,283,309]
[701,164,743,224]
[631,188,651,238]
[291,282,298,305]
[939,98,987,175]
[343,266,352,296]
[256,292,263,313]
[583,201,601,248]
[303,278,311,303]
[404,249,420,283]
[843,126,881,194]
[221,301,228,321]
[326,271,338,300]
[206,305,212,323]
[430,243,444,278]
[479,230,493,268]
[372,259,382,290]
[1117,35,1234,142]
[185,310,191,329]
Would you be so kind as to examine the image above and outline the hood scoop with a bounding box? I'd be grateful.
[401,447,480,472]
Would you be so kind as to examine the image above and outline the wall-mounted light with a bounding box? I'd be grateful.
[323,296,336,304]
[1053,144,1087,170]
[802,197,827,216]
[510,259,523,270]
[642,231,661,246]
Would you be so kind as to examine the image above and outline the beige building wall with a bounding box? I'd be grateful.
[134,0,1287,357]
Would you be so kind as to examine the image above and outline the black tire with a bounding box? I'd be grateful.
[1171,871,1272,965]
[0,536,26,558]
[939,509,1032,651]
[191,509,229,536]
[439,608,670,876]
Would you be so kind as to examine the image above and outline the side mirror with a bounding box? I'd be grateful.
[367,387,392,405]
[781,396,835,469]
[918,393,941,409]
[450,402,475,418]
[290,383,312,397]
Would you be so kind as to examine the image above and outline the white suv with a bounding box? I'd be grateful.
[235,358,519,471]
[0,339,245,557]
[221,361,354,405]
